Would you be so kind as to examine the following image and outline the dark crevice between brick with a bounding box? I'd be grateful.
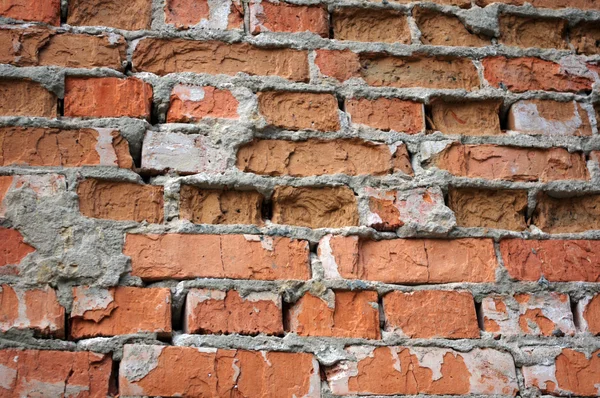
[262,198,272,223]
[57,98,64,117]
[570,298,580,330]
[60,0,68,25]
[281,298,291,333]
[328,11,335,40]
[474,299,484,331]
[337,95,345,113]
[378,293,385,330]
[109,359,119,396]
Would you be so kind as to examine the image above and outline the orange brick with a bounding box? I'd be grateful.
[287,290,380,339]
[120,345,320,397]
[167,85,239,122]
[258,91,340,131]
[165,0,243,29]
[476,0,600,10]
[64,77,153,119]
[319,235,498,283]
[0,227,35,269]
[383,290,479,338]
[576,293,600,335]
[533,193,600,233]
[179,186,263,225]
[0,285,65,337]
[500,239,600,282]
[332,7,410,44]
[70,286,172,339]
[0,0,60,25]
[124,234,310,281]
[0,79,56,117]
[250,1,328,37]
[314,49,361,82]
[499,14,568,49]
[414,7,489,46]
[429,99,502,135]
[185,289,283,335]
[346,97,424,133]
[67,0,152,30]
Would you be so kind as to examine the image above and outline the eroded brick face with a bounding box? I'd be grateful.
[4,0,600,396]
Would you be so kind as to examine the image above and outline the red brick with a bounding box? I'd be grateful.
[258,91,340,131]
[133,38,309,81]
[507,99,593,136]
[533,193,600,233]
[346,97,424,133]
[0,28,126,69]
[67,0,152,30]
[332,7,411,44]
[77,179,163,223]
[165,0,243,29]
[482,292,575,336]
[430,143,589,182]
[383,290,479,339]
[319,235,498,283]
[286,290,380,339]
[271,186,359,229]
[0,79,56,117]
[124,234,310,281]
[523,348,600,396]
[576,293,600,335]
[429,99,502,135]
[0,349,113,397]
[237,139,413,177]
[70,286,172,339]
[500,239,600,282]
[167,84,239,123]
[314,49,361,82]
[0,0,60,25]
[571,21,600,55]
[250,1,328,37]
[482,56,594,93]
[326,346,518,395]
[0,285,65,337]
[120,345,320,397]
[476,0,600,10]
[0,227,35,270]
[64,77,153,119]
[179,186,264,225]
[499,15,568,49]
[185,289,283,335]
[0,127,133,168]
[414,7,489,47]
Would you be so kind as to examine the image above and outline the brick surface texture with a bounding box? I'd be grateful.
[0,0,599,396]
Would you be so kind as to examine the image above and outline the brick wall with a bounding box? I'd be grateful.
[0,0,599,396]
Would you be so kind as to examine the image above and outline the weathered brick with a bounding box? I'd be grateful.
[119,345,320,397]
[167,84,239,122]
[180,185,264,225]
[523,348,600,396]
[0,227,35,270]
[286,290,380,339]
[67,0,152,30]
[499,14,568,49]
[64,77,153,119]
[414,7,489,47]
[383,290,479,338]
[250,1,328,37]
[141,130,229,175]
[395,0,471,6]
[507,99,593,136]
[314,49,361,82]
[365,187,454,232]
[571,21,600,55]
[0,349,113,397]
[533,193,600,233]
[430,99,502,135]
[0,127,132,168]
[500,239,600,282]
[0,174,66,218]
[271,186,359,229]
[576,293,600,335]
[429,143,589,182]
[0,176,11,216]
[77,179,164,223]
[360,55,480,89]
[124,234,310,281]
[258,91,340,131]
[326,346,518,395]
[165,0,243,30]
[482,292,575,336]
[0,0,60,25]
[319,235,497,283]
[185,289,283,335]
[482,56,594,93]
[70,286,172,339]
[0,79,56,117]
[133,38,309,81]
[448,187,528,230]
[476,0,600,10]
[345,97,424,133]
[237,139,413,177]
[332,7,411,44]
[0,28,126,69]
[0,285,65,337]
